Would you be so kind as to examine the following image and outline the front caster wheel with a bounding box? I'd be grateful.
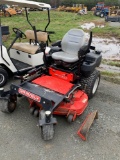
[1,99,17,113]
[1,94,17,113]
[41,124,54,141]
[39,110,55,141]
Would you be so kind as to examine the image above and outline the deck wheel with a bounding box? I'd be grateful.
[30,107,35,114]
[67,114,74,123]
[33,109,39,117]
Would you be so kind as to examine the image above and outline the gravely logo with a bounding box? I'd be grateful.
[18,88,41,102]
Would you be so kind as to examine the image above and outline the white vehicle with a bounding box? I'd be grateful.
[0,0,51,87]
[30,2,51,11]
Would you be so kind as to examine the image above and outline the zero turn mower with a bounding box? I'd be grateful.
[0,27,102,140]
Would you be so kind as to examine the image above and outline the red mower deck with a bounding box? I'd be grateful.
[27,75,88,120]
[32,75,74,95]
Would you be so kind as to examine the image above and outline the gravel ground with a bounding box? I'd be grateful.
[0,79,120,160]
[108,22,120,27]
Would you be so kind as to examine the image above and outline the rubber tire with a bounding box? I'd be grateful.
[100,13,104,18]
[33,109,39,117]
[0,67,8,87]
[4,11,11,17]
[80,70,100,99]
[95,11,100,16]
[1,101,16,113]
[41,124,54,141]
[39,110,55,141]
[30,107,35,114]
[67,114,73,123]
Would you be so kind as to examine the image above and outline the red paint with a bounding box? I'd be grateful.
[53,90,88,118]
[49,67,74,82]
[18,88,41,102]
[28,90,88,121]
[32,76,74,95]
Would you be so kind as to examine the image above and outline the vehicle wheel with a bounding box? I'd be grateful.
[94,11,100,16]
[4,11,11,17]
[39,110,55,141]
[41,124,54,141]
[80,70,100,99]
[67,114,73,123]
[33,109,39,117]
[0,68,8,87]
[105,16,108,22]
[30,107,35,114]
[1,100,17,113]
[100,13,104,18]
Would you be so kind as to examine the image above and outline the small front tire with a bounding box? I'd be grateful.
[41,124,54,141]
[1,100,17,113]
[39,110,55,141]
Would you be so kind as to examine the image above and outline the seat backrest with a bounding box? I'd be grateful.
[61,29,87,55]
[25,30,48,43]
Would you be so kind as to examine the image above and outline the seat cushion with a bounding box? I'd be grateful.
[25,30,48,42]
[12,43,39,54]
[61,29,86,55]
[52,51,78,63]
[52,29,89,63]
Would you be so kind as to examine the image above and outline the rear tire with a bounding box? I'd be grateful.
[0,67,8,87]
[80,70,100,99]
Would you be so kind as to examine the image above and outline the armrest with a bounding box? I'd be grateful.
[78,45,88,58]
[52,40,61,47]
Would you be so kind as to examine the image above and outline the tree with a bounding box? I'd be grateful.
[33,0,120,8]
